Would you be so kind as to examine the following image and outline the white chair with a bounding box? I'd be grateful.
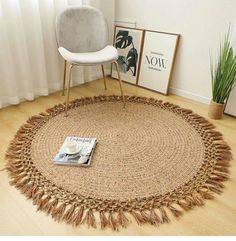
[56,6,125,116]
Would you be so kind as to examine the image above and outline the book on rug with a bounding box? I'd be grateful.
[53,136,97,167]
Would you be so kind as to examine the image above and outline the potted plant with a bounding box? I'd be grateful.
[209,31,236,119]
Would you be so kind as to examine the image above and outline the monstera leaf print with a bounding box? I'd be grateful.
[126,48,138,76]
[115,30,133,49]
[117,56,128,73]
[115,29,138,76]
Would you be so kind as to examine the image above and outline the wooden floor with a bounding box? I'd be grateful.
[0,77,236,235]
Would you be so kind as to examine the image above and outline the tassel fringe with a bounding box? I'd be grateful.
[72,206,84,226]
[168,205,183,218]
[150,209,162,225]
[108,212,119,231]
[100,211,110,229]
[51,203,67,222]
[82,209,96,228]
[160,207,170,223]
[117,209,129,228]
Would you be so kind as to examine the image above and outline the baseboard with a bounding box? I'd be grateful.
[77,70,212,105]
[169,87,211,104]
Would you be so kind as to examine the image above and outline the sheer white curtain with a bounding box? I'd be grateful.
[0,0,114,108]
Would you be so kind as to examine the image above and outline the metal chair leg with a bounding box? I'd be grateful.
[62,60,67,96]
[114,61,125,107]
[65,64,74,117]
[101,64,107,90]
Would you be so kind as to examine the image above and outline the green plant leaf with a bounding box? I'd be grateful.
[115,30,133,49]
[117,56,128,73]
[211,29,236,103]
[126,48,138,76]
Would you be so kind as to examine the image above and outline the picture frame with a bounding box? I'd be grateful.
[111,26,144,85]
[137,30,180,95]
[224,87,236,118]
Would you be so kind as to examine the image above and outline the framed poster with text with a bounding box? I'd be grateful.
[111,26,144,84]
[137,31,180,95]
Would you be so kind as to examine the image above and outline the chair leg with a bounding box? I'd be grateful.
[62,60,67,96]
[101,64,107,90]
[114,61,125,107]
[65,64,74,117]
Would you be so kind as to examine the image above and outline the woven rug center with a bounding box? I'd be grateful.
[31,101,204,201]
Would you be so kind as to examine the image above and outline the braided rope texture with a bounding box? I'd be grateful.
[6,95,232,231]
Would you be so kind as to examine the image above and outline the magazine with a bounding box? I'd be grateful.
[53,136,97,167]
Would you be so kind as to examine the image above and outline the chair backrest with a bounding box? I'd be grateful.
[56,6,108,53]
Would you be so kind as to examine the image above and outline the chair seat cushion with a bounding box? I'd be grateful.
[58,45,118,65]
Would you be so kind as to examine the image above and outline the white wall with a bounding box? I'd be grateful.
[115,0,236,103]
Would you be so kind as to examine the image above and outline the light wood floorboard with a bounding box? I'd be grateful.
[0,78,235,235]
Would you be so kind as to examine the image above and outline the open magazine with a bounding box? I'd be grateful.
[53,136,97,167]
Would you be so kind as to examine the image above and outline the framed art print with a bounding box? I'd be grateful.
[224,87,236,117]
[111,26,144,84]
[138,31,180,95]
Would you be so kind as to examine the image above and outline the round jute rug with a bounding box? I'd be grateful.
[6,95,231,230]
